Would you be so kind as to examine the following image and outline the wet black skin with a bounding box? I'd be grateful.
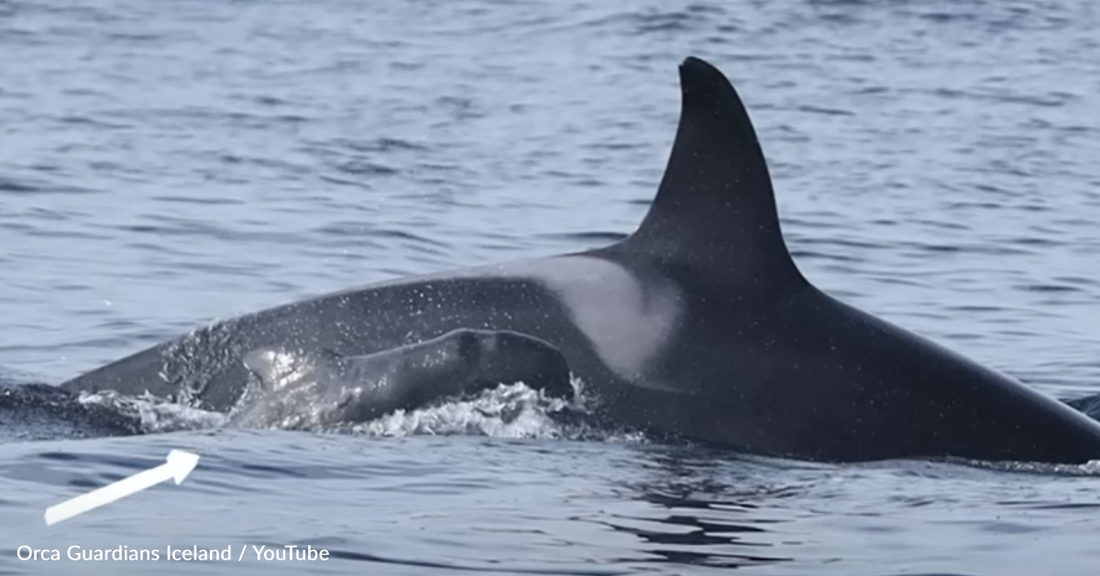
[61,57,1100,463]
[230,329,573,427]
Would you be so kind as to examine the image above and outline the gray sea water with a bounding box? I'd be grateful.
[2,0,1100,574]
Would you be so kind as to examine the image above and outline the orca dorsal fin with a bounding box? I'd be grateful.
[622,57,803,286]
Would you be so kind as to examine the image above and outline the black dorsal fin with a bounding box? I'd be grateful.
[622,57,803,285]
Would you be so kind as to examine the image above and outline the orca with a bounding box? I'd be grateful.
[231,329,573,428]
[1,382,141,439]
[61,56,1100,463]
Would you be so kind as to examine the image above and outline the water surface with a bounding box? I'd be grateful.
[2,0,1100,574]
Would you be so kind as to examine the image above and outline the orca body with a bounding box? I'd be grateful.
[62,57,1100,463]
[1,383,141,439]
[231,329,572,428]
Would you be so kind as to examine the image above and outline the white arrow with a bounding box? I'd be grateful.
[44,449,200,526]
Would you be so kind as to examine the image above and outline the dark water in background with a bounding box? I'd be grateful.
[2,0,1100,574]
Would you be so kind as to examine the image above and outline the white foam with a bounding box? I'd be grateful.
[76,390,228,433]
[344,380,575,439]
[74,376,644,445]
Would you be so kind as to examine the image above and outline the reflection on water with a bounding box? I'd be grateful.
[600,496,791,568]
[595,448,826,570]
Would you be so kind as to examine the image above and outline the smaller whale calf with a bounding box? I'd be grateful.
[230,329,573,428]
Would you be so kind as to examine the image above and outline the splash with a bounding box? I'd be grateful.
[76,390,228,434]
[158,320,247,407]
[235,372,625,442]
[73,374,636,444]
[342,378,646,444]
[342,379,581,439]
[963,456,1100,477]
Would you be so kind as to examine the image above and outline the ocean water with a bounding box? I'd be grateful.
[2,0,1100,574]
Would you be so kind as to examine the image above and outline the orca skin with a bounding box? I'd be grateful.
[231,329,573,428]
[62,57,1100,463]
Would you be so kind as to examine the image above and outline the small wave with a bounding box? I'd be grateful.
[963,457,1100,477]
[237,375,637,444]
[76,390,228,434]
[339,378,628,442]
[74,376,639,445]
